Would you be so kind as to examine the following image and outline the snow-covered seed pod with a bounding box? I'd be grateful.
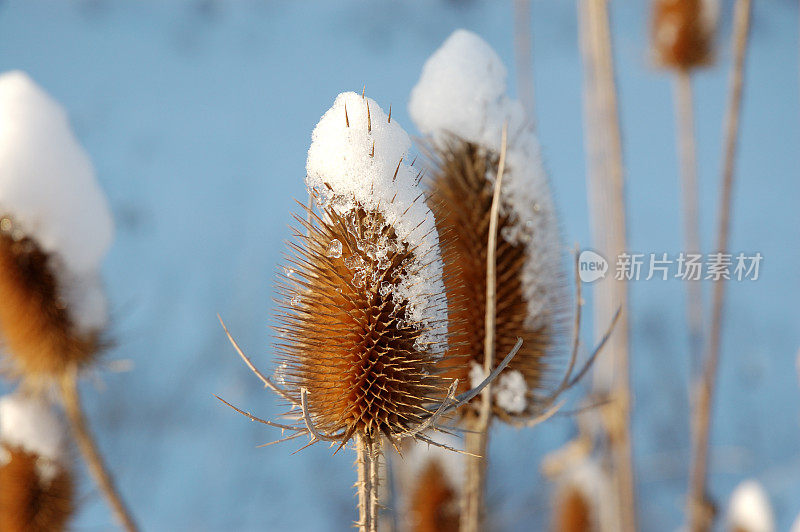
[276,92,451,444]
[393,433,463,532]
[727,480,775,532]
[408,460,459,532]
[651,0,718,71]
[409,30,568,421]
[0,394,73,532]
[0,71,113,382]
[550,461,607,532]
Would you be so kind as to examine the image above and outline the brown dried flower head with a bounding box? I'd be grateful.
[552,484,595,532]
[427,137,568,422]
[0,393,73,532]
[0,445,73,532]
[651,0,717,70]
[409,30,569,423]
[274,92,452,446]
[408,459,459,532]
[0,217,102,381]
[0,73,113,384]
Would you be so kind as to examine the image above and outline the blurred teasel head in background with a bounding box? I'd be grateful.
[0,394,73,532]
[651,0,718,70]
[409,30,570,423]
[0,71,113,385]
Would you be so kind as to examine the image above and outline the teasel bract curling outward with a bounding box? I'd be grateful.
[651,0,718,71]
[0,394,73,532]
[409,30,569,423]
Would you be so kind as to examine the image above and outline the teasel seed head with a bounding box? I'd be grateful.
[549,460,607,532]
[409,30,569,421]
[274,92,451,446]
[0,71,113,384]
[0,394,73,532]
[408,460,459,532]
[393,433,463,532]
[651,0,718,71]
[0,218,102,381]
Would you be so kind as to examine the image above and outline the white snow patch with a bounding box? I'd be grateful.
[727,480,774,532]
[409,30,564,330]
[468,362,528,414]
[0,393,67,483]
[306,92,446,351]
[494,370,527,414]
[0,71,113,332]
[469,361,487,390]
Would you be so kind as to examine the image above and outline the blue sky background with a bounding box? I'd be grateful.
[0,1,797,530]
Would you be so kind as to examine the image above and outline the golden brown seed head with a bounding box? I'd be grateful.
[552,485,595,532]
[427,139,567,420]
[0,217,100,382]
[275,204,450,443]
[0,445,73,532]
[408,460,459,532]
[651,0,715,71]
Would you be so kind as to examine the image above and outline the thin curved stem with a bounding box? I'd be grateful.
[60,368,139,532]
[674,69,704,376]
[688,1,752,530]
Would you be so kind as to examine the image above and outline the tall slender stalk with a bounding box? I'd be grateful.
[356,434,378,532]
[577,1,636,530]
[461,124,508,532]
[674,69,704,376]
[687,1,752,530]
[60,366,139,532]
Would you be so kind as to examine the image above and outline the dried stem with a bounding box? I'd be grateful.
[687,1,752,530]
[578,1,636,530]
[356,434,378,532]
[461,122,508,532]
[59,366,139,532]
[674,68,704,375]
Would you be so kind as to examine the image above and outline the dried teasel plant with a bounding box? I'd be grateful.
[0,71,137,532]
[650,0,719,384]
[408,30,620,532]
[218,92,522,532]
[651,0,718,71]
[0,394,73,532]
[391,432,463,532]
[0,218,102,382]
